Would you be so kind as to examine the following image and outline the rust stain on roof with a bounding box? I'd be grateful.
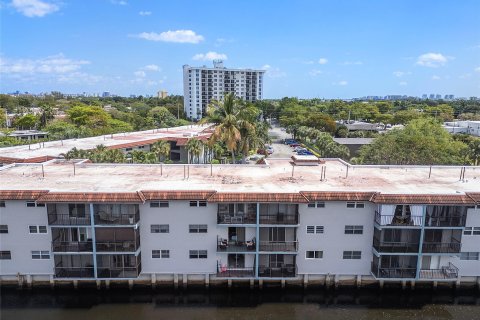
[140,190,216,200]
[301,191,376,202]
[0,190,49,200]
[37,192,144,203]
[372,194,476,205]
[208,192,309,203]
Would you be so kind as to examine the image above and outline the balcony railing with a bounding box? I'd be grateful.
[422,241,461,253]
[217,237,256,252]
[371,264,417,279]
[217,214,257,224]
[419,262,459,279]
[374,211,422,227]
[258,264,297,278]
[216,266,255,278]
[373,238,420,253]
[259,214,299,225]
[52,241,93,252]
[96,240,139,252]
[94,211,139,225]
[259,240,298,252]
[48,214,91,226]
[425,215,466,227]
[97,266,141,278]
[54,267,94,278]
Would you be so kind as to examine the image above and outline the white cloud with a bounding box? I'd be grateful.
[416,53,450,67]
[133,70,146,78]
[0,53,90,74]
[399,81,408,86]
[309,69,323,76]
[192,51,227,61]
[137,30,204,43]
[431,75,441,80]
[318,58,328,65]
[139,11,151,16]
[393,71,412,77]
[111,0,127,5]
[262,64,286,78]
[475,67,480,73]
[341,61,363,65]
[142,64,160,71]
[332,80,348,86]
[11,0,59,17]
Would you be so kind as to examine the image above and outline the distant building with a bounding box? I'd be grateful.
[443,121,480,136]
[429,94,435,99]
[157,90,168,99]
[422,94,428,99]
[8,130,48,141]
[102,92,111,98]
[444,94,455,100]
[183,60,265,121]
[435,94,442,100]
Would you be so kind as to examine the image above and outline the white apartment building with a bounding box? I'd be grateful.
[1,159,479,289]
[183,60,265,121]
[443,121,480,137]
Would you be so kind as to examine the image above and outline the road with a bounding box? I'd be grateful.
[268,125,295,158]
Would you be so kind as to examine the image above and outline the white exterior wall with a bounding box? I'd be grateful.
[183,65,265,120]
[0,201,53,276]
[296,202,375,275]
[139,201,217,274]
[457,207,480,275]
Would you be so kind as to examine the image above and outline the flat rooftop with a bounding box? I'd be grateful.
[1,159,479,195]
[0,125,212,162]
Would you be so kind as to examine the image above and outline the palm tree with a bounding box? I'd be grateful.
[185,138,203,164]
[151,140,170,162]
[200,93,256,164]
[144,152,158,164]
[130,150,146,163]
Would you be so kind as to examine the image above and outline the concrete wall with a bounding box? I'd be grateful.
[458,206,480,276]
[0,201,53,276]
[296,202,375,275]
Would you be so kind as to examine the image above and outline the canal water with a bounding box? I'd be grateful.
[1,288,480,320]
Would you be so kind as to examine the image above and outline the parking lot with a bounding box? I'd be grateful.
[268,125,296,158]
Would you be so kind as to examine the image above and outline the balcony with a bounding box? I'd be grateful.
[258,264,297,278]
[217,203,257,225]
[259,240,298,252]
[371,263,417,279]
[48,213,91,226]
[424,215,466,227]
[373,238,420,253]
[97,266,141,278]
[54,267,94,278]
[419,263,459,280]
[422,241,461,253]
[96,240,139,252]
[259,214,299,225]
[374,211,422,227]
[218,214,256,224]
[216,266,255,278]
[217,237,256,253]
[94,211,139,225]
[52,241,93,252]
[96,254,141,279]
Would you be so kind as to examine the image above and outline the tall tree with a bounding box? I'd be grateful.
[151,140,171,162]
[185,138,203,164]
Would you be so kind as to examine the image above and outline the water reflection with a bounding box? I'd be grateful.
[1,288,479,320]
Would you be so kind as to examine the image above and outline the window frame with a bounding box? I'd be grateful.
[343,250,362,259]
[0,251,11,260]
[189,224,208,233]
[346,202,364,209]
[305,250,323,259]
[150,201,169,208]
[460,252,480,260]
[0,201,5,207]
[0,225,8,234]
[151,224,169,233]
[345,225,364,235]
[32,250,50,260]
[189,250,208,259]
[26,201,36,207]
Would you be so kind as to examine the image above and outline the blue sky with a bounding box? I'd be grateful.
[1,0,479,98]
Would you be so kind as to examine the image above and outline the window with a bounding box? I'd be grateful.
[32,250,50,259]
[150,201,169,208]
[189,224,207,233]
[68,204,86,217]
[0,201,5,207]
[460,252,479,260]
[190,200,207,207]
[152,250,170,259]
[464,227,480,235]
[347,202,364,208]
[0,225,8,234]
[345,225,364,235]
[29,225,47,234]
[0,251,11,260]
[306,251,323,259]
[26,201,36,207]
[151,224,169,233]
[308,202,325,208]
[189,250,207,259]
[36,203,45,207]
[306,225,324,234]
[343,251,362,259]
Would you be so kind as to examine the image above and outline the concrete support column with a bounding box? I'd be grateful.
[356,275,362,288]
[105,279,110,290]
[259,279,263,290]
[49,275,54,289]
[303,274,308,289]
[183,274,187,289]
[250,279,254,289]
[89,203,98,279]
[26,274,32,288]
[151,274,156,289]
[128,279,133,290]
[96,280,101,290]
[73,280,78,290]
[174,274,178,290]
[205,274,209,289]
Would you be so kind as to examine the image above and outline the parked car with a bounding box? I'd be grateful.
[297,150,314,156]
[284,139,297,145]
[294,146,306,152]
[289,143,301,148]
